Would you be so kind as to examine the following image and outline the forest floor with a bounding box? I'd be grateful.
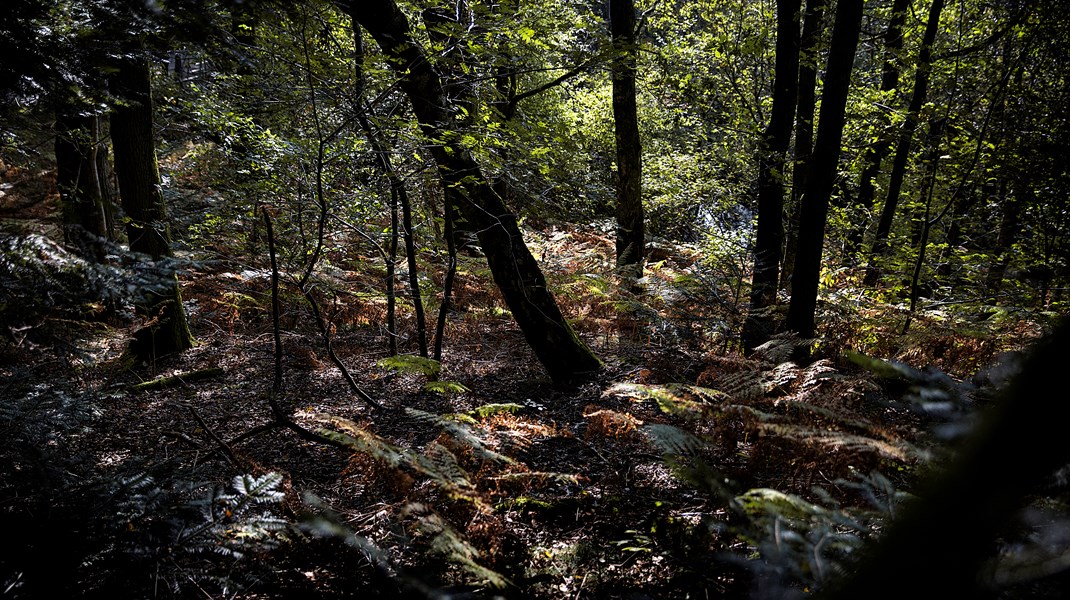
[0,151,1052,599]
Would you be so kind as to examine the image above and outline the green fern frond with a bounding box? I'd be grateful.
[403,503,511,589]
[378,354,442,379]
[232,472,286,504]
[758,424,917,461]
[489,471,581,484]
[317,415,485,503]
[605,382,728,419]
[405,408,516,466]
[752,334,805,362]
[423,380,470,395]
[422,442,472,488]
[467,403,525,419]
[845,349,918,380]
[643,423,705,457]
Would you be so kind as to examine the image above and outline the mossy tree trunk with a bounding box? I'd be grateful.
[110,56,194,362]
[348,0,602,383]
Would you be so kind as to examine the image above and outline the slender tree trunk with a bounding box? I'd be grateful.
[398,167,428,357]
[984,179,1019,298]
[434,198,458,361]
[902,118,946,334]
[610,0,645,280]
[785,0,865,339]
[110,56,194,362]
[353,23,400,356]
[781,0,828,291]
[743,0,801,352]
[349,0,602,382]
[55,112,110,259]
[867,0,945,281]
[849,0,913,254]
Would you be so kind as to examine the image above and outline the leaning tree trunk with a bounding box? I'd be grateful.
[110,56,194,362]
[348,0,602,382]
[785,0,865,339]
[848,0,912,254]
[867,0,945,281]
[610,0,645,280]
[742,0,801,352]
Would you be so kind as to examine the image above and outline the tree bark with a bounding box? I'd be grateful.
[742,0,801,352]
[348,0,602,382]
[110,56,194,362]
[55,112,110,259]
[785,0,865,339]
[781,0,828,291]
[849,0,912,254]
[867,0,945,278]
[610,0,645,280]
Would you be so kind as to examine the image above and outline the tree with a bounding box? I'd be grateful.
[54,111,112,258]
[610,0,645,280]
[742,0,801,352]
[781,0,828,291]
[785,0,865,339]
[347,0,602,383]
[110,54,194,361]
[848,0,912,254]
[866,0,946,282]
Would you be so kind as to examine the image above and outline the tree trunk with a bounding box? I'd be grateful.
[349,0,602,382]
[743,0,801,352]
[610,0,645,280]
[781,0,828,291]
[110,56,194,362]
[848,0,912,254]
[785,0,865,339]
[984,179,1020,298]
[867,0,945,280]
[55,112,110,259]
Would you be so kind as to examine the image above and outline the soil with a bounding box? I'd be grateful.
[0,154,1014,599]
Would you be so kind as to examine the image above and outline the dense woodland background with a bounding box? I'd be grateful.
[2,0,1069,598]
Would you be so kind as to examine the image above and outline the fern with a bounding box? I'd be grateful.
[378,354,442,379]
[403,503,511,589]
[643,423,706,457]
[317,414,485,503]
[405,408,516,466]
[467,403,524,419]
[605,382,726,419]
[423,380,469,395]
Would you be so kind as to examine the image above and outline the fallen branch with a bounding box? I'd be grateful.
[128,367,224,392]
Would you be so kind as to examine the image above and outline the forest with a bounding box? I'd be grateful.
[1,0,1069,597]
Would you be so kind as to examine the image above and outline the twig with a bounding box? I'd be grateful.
[301,285,386,411]
[185,404,242,467]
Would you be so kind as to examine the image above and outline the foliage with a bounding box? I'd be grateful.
[0,233,189,348]
[0,378,288,597]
